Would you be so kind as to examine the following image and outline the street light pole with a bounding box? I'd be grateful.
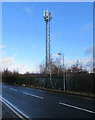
[58,53,65,91]
[63,55,65,91]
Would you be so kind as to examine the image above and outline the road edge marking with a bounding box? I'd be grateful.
[0,96,31,119]
[2,86,6,88]
[59,102,95,114]
[0,98,24,119]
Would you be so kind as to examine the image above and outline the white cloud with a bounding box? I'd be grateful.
[0,57,15,69]
[0,56,93,73]
[24,5,36,16]
[80,23,93,33]
[17,65,38,74]
[52,53,93,68]
[52,54,93,72]
[84,46,93,56]
[0,45,5,57]
[80,22,93,39]
[0,45,6,49]
[24,7,32,16]
[0,57,38,74]
[65,58,93,72]
[64,59,77,67]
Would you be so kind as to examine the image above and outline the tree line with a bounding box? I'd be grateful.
[1,65,95,94]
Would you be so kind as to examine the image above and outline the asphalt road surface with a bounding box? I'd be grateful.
[0,83,95,119]
[1,102,19,119]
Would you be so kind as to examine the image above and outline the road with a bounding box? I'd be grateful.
[0,83,95,119]
[1,101,19,119]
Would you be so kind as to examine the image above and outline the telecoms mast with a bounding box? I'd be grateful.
[43,10,52,74]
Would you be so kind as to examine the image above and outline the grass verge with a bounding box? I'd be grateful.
[25,85,95,99]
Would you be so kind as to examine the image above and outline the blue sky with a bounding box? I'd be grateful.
[1,2,93,73]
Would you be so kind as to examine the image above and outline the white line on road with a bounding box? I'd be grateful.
[9,88,18,92]
[0,98,24,119]
[0,96,31,119]
[23,92,44,99]
[59,102,95,114]
[2,86,7,88]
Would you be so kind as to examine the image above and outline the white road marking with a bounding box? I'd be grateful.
[23,92,44,99]
[0,98,24,119]
[0,96,31,119]
[2,86,6,88]
[59,102,95,114]
[10,88,18,92]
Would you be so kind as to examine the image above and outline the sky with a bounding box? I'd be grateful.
[1,2,93,73]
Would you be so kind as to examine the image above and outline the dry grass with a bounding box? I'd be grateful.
[29,86,95,99]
